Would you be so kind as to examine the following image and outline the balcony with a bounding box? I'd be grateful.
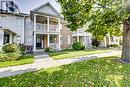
[72,28,91,36]
[36,23,60,32]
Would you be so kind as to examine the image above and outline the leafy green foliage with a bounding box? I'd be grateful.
[18,44,26,55]
[72,42,85,50]
[92,39,100,47]
[58,0,130,40]
[1,57,130,86]
[107,44,119,48]
[0,53,20,62]
[45,47,54,52]
[58,0,93,31]
[2,44,17,53]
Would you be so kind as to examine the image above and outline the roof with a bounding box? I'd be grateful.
[0,24,17,35]
[31,2,62,18]
[0,11,29,17]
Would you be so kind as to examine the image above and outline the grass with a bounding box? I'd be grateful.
[49,48,119,60]
[0,56,130,87]
[0,55,34,68]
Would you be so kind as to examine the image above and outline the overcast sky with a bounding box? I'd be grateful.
[15,0,61,14]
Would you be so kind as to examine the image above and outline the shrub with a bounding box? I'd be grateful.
[111,44,119,48]
[92,39,100,47]
[19,44,26,55]
[2,44,17,53]
[72,42,85,50]
[0,53,20,62]
[81,45,85,50]
[45,47,54,52]
[0,53,8,62]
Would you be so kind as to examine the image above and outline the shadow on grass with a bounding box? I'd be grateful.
[0,56,130,87]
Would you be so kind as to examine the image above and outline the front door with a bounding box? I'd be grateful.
[36,36,42,49]
[4,35,9,44]
[36,35,45,49]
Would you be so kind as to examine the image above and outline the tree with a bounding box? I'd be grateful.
[58,0,130,62]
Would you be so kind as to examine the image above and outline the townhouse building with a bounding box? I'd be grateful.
[0,0,120,52]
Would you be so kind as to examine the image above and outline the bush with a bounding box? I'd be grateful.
[111,44,119,48]
[0,53,20,62]
[92,39,100,47]
[81,45,85,50]
[72,42,85,50]
[45,47,54,52]
[2,44,17,53]
[19,44,26,55]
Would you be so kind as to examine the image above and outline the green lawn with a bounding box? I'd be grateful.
[0,56,130,87]
[0,55,34,68]
[49,48,119,60]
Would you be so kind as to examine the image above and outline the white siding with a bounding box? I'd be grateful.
[37,4,59,17]
[24,17,33,45]
[0,14,25,44]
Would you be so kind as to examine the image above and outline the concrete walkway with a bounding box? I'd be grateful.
[0,51,121,78]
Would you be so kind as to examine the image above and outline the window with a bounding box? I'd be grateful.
[67,35,71,44]
[50,36,56,43]
[4,35,9,44]
[111,36,114,42]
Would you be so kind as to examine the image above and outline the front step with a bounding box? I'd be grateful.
[34,51,50,59]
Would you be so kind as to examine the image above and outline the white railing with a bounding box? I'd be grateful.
[36,23,59,32]
[72,28,92,36]
[49,25,59,32]
[49,43,58,50]
[72,29,87,35]
[36,23,47,32]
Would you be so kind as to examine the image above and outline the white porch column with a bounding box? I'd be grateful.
[58,18,61,32]
[33,14,37,51]
[33,32,36,51]
[47,34,50,47]
[0,29,4,46]
[108,35,111,45]
[9,33,12,44]
[58,34,61,50]
[104,37,107,47]
[34,14,37,31]
[84,36,87,49]
[47,17,50,32]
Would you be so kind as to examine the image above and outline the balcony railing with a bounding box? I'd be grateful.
[36,23,47,32]
[72,29,91,36]
[36,23,59,32]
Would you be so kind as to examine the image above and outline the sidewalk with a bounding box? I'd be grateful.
[0,51,121,78]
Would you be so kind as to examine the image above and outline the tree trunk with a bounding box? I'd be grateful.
[122,21,130,62]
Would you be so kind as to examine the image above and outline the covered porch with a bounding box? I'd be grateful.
[34,33,61,51]
[73,36,92,49]
[0,28,16,46]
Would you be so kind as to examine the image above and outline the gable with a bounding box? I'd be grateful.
[33,3,61,17]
